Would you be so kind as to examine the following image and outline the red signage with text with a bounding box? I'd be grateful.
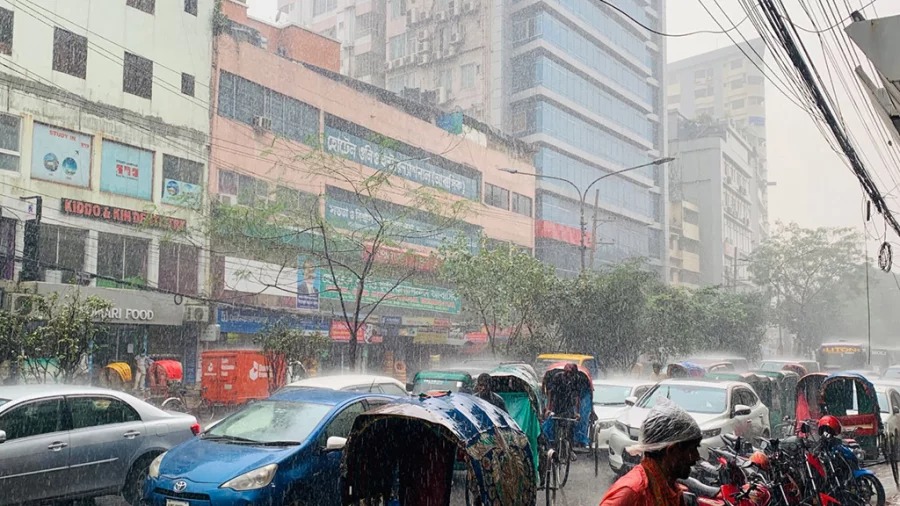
[535,220,591,246]
[61,198,187,232]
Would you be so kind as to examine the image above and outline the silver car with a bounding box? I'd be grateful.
[0,385,199,506]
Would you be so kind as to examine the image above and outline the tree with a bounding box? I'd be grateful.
[254,323,331,392]
[439,237,556,357]
[207,136,468,370]
[748,223,863,355]
[640,285,701,364]
[693,288,769,362]
[0,309,29,384]
[21,292,111,383]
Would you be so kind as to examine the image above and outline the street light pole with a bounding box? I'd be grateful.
[502,157,674,273]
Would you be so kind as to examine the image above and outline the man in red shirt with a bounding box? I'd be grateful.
[600,399,701,506]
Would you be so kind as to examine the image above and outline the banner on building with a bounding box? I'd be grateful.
[162,178,202,208]
[318,270,461,314]
[31,123,92,187]
[100,140,154,200]
[329,320,381,343]
[296,255,320,311]
[216,306,329,335]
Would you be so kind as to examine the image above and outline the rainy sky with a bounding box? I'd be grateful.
[248,0,900,242]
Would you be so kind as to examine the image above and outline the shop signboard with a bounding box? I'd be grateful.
[318,270,461,314]
[329,321,382,343]
[323,124,478,199]
[296,255,320,311]
[412,328,451,345]
[162,178,202,208]
[31,123,92,187]
[216,306,329,335]
[61,198,187,232]
[31,284,185,326]
[402,316,451,327]
[99,140,153,200]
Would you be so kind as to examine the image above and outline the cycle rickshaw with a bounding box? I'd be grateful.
[540,362,593,495]
[341,391,536,506]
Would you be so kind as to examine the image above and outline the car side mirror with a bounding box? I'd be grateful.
[0,430,5,444]
[732,404,752,417]
[324,436,347,452]
[625,396,637,407]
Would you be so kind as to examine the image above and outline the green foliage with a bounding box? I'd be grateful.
[439,237,556,357]
[21,292,112,384]
[641,285,701,364]
[748,222,863,354]
[692,288,769,362]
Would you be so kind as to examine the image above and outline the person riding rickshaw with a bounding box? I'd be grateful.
[540,362,593,496]
[341,391,536,506]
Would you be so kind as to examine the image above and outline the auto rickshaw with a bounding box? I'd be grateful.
[752,369,799,430]
[341,392,536,506]
[410,369,475,395]
[706,371,773,408]
[488,363,545,478]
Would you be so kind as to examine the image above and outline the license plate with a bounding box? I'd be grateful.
[166,500,189,506]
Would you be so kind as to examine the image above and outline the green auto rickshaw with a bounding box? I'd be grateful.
[706,371,774,408]
[752,369,799,430]
[410,369,475,395]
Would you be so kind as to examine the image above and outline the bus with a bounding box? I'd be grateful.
[816,341,867,371]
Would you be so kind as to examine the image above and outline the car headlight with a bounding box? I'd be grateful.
[615,421,628,434]
[701,428,722,439]
[220,464,278,491]
[597,420,615,430]
[148,452,167,479]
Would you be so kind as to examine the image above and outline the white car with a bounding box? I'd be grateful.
[592,379,655,451]
[283,374,409,396]
[874,382,900,443]
[607,380,770,475]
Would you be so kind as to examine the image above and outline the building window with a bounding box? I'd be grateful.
[217,71,320,146]
[181,73,195,96]
[484,183,509,210]
[438,68,452,92]
[52,28,87,79]
[391,0,406,18]
[731,99,745,109]
[162,154,203,206]
[750,96,764,105]
[389,34,407,60]
[313,0,337,16]
[0,217,14,280]
[511,192,532,217]
[461,63,476,89]
[512,17,539,42]
[0,8,13,55]
[731,79,744,89]
[694,87,711,98]
[354,53,376,77]
[0,113,20,172]
[218,170,268,207]
[158,242,198,295]
[38,225,86,284]
[356,13,374,38]
[747,75,764,85]
[97,232,149,288]
[184,0,198,16]
[730,59,742,69]
[126,0,155,14]
[123,52,153,99]
[275,185,317,216]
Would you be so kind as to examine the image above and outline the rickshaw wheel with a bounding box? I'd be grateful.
[559,439,571,487]
[544,455,557,506]
[888,431,900,488]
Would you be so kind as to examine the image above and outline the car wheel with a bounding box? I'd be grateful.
[122,453,159,506]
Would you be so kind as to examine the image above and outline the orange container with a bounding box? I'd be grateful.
[200,350,285,405]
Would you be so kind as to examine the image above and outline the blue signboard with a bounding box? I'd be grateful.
[216,306,329,335]
[31,123,92,187]
[323,125,478,199]
[100,140,153,200]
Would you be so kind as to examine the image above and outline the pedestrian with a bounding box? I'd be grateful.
[474,373,507,412]
[649,362,666,382]
[134,352,153,392]
[599,398,702,505]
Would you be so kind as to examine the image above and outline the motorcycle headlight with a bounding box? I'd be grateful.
[220,464,278,491]
[701,428,722,439]
[148,452,167,479]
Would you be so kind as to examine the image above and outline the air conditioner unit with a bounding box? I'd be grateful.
[217,194,237,206]
[418,53,430,65]
[185,305,210,323]
[252,116,272,130]
[449,31,461,44]
[9,294,42,318]
[438,86,449,104]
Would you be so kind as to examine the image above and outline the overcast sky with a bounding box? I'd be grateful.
[247,0,900,242]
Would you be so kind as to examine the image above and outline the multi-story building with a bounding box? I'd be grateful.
[668,112,761,288]
[667,39,769,240]
[212,2,535,369]
[278,0,670,277]
[0,0,214,382]
[668,200,701,287]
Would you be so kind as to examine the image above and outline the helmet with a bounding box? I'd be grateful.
[818,415,842,437]
[749,451,770,470]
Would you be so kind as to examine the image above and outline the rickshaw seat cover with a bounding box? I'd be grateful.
[342,393,536,506]
[150,360,183,382]
[105,362,133,382]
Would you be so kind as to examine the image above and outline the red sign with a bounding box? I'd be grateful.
[61,199,187,232]
[329,321,382,343]
[115,163,140,179]
[535,220,591,246]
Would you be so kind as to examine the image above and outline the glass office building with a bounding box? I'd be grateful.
[508,0,667,276]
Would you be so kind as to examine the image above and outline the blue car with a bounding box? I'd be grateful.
[142,388,395,506]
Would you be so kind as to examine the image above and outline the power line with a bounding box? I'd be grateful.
[789,0,879,33]
[599,0,750,37]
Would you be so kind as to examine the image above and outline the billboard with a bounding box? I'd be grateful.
[162,178,202,208]
[100,140,153,200]
[296,255,320,311]
[31,123,92,187]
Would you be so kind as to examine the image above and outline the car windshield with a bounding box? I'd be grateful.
[593,385,634,406]
[205,400,332,444]
[877,392,889,413]
[883,369,900,380]
[638,385,727,414]
[759,361,786,372]
[413,378,465,394]
[0,399,7,407]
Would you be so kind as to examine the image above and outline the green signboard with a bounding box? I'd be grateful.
[318,270,461,315]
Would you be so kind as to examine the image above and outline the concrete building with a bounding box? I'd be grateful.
[668,200,701,287]
[0,0,215,382]
[668,112,761,288]
[277,0,670,277]
[212,2,535,367]
[667,39,769,240]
